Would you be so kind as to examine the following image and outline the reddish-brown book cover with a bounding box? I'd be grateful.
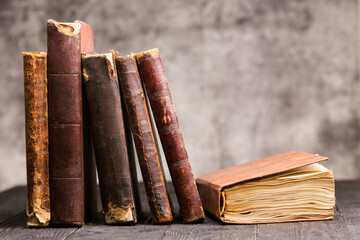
[196,151,330,224]
[23,52,51,227]
[115,54,173,224]
[136,49,204,223]
[82,52,137,224]
[76,20,98,223]
[47,19,95,225]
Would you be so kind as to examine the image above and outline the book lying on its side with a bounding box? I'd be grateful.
[196,151,335,224]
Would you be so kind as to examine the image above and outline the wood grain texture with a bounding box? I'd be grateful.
[23,52,50,227]
[196,151,328,220]
[0,187,26,224]
[47,19,84,226]
[115,54,173,224]
[335,181,360,239]
[0,181,358,239]
[82,53,136,224]
[136,48,204,223]
[0,212,77,240]
[257,208,351,240]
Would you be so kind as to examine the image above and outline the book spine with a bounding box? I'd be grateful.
[23,52,51,227]
[195,179,222,219]
[77,20,98,222]
[110,50,143,220]
[82,53,136,224]
[115,54,173,224]
[47,20,84,226]
[136,49,205,223]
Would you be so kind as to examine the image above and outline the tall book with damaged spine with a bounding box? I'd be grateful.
[115,53,173,224]
[82,52,137,224]
[23,52,50,227]
[196,151,335,224]
[47,19,97,226]
[136,49,205,223]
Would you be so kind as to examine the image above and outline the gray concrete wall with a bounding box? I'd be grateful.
[0,0,359,192]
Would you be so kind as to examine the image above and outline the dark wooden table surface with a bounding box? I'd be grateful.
[0,180,359,240]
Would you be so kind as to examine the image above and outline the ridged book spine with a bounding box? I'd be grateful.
[47,19,84,225]
[82,53,137,224]
[23,52,51,227]
[115,54,173,224]
[110,50,143,220]
[136,48,205,223]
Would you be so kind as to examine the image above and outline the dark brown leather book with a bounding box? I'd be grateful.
[82,53,137,224]
[23,52,50,227]
[196,151,335,224]
[136,49,204,223]
[47,19,93,226]
[76,20,98,223]
[110,50,143,220]
[115,54,173,224]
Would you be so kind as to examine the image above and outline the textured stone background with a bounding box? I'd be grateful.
[0,0,359,192]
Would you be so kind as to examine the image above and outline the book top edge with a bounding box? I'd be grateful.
[196,151,328,190]
[22,52,47,57]
[136,48,159,59]
[47,19,80,36]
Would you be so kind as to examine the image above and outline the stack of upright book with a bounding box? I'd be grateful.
[23,19,204,227]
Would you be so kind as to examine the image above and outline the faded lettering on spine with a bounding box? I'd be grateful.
[116,54,173,224]
[23,52,51,227]
[82,53,136,224]
[136,48,205,223]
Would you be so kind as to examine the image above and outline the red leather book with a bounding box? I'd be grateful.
[196,151,335,224]
[76,20,98,223]
[115,54,173,224]
[23,52,50,227]
[47,19,95,225]
[136,49,205,223]
[82,52,137,224]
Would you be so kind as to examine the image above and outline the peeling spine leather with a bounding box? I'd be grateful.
[23,52,51,227]
[115,54,173,224]
[82,53,137,224]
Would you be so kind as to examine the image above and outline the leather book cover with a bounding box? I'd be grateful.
[76,20,98,223]
[110,50,143,220]
[195,151,329,223]
[47,19,84,226]
[115,54,173,224]
[82,53,137,224]
[136,48,204,223]
[23,52,50,227]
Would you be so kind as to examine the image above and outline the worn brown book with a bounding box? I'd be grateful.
[82,52,137,224]
[115,53,173,224]
[47,19,95,225]
[196,151,335,224]
[23,52,50,227]
[136,49,204,223]
[110,50,143,220]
